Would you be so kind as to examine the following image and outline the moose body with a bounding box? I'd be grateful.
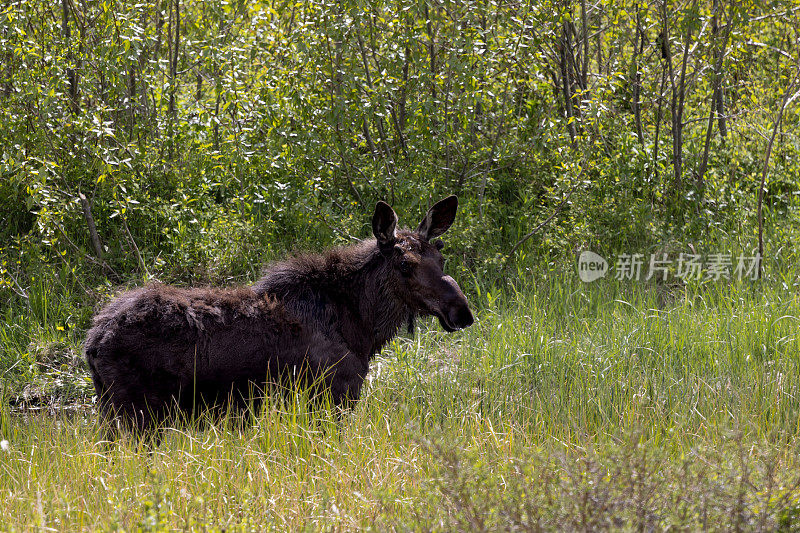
[85,197,473,434]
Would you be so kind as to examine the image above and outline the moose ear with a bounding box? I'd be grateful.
[372,200,398,250]
[417,195,458,240]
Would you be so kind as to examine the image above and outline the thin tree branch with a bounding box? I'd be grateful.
[507,185,579,259]
[507,164,587,259]
[54,221,119,279]
[5,266,29,300]
[757,73,800,278]
[122,215,150,277]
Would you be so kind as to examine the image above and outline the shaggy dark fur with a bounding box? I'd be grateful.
[84,196,474,434]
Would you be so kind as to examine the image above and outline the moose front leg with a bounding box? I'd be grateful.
[325,354,369,412]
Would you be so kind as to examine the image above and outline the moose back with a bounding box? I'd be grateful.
[84,196,474,434]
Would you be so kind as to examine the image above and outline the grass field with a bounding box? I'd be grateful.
[2,271,800,530]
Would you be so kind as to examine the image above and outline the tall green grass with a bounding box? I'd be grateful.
[2,273,800,530]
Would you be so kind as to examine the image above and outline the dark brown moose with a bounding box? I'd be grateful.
[84,196,474,435]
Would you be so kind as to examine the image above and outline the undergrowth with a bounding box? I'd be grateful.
[2,270,800,530]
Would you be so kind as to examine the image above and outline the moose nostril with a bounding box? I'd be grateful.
[452,306,474,328]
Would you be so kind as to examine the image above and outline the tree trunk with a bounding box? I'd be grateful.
[399,19,410,130]
[653,65,667,186]
[697,0,734,190]
[168,0,180,118]
[713,0,729,139]
[423,4,437,101]
[559,26,577,143]
[2,6,11,98]
[355,26,396,176]
[155,0,164,59]
[579,0,590,93]
[62,0,79,113]
[696,97,715,193]
[664,0,696,194]
[79,193,104,262]
[633,4,645,145]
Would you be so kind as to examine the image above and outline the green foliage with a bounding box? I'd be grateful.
[0,0,798,296]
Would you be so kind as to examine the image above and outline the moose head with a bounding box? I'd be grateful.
[372,196,474,332]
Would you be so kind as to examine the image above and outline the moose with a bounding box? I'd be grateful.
[84,196,474,435]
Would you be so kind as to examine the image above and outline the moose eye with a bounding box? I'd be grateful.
[398,260,413,276]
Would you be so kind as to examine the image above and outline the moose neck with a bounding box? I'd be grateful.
[253,240,411,360]
[353,249,411,356]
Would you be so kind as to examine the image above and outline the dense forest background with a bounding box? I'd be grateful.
[4,2,800,527]
[1,0,799,390]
